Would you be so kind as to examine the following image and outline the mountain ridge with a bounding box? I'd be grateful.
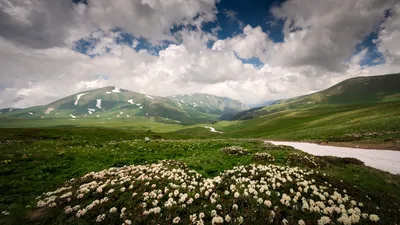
[0,86,248,125]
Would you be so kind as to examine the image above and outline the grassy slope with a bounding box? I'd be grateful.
[211,101,400,148]
[221,73,400,121]
[0,128,399,224]
[274,73,400,106]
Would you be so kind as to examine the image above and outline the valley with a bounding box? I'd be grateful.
[1,74,400,224]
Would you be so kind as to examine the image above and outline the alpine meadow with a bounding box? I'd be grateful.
[1,0,400,225]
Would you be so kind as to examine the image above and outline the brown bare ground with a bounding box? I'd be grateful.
[26,208,47,222]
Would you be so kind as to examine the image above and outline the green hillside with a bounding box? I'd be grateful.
[221,73,400,121]
[277,73,400,105]
[210,101,400,149]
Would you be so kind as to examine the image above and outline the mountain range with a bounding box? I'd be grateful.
[1,73,399,125]
[0,87,248,124]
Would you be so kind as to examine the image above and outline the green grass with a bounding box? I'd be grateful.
[0,118,186,132]
[0,128,399,224]
[212,101,400,147]
[2,101,400,148]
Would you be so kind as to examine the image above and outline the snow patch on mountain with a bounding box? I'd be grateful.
[44,107,54,114]
[74,92,88,105]
[70,114,76,118]
[88,108,96,114]
[112,87,121,93]
[29,112,33,115]
[128,99,134,104]
[96,99,102,108]
[146,95,154,100]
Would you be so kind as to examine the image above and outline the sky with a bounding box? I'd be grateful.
[0,0,399,108]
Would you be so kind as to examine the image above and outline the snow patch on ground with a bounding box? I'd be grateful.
[128,99,134,104]
[205,126,223,134]
[146,95,154,100]
[96,99,102,108]
[44,107,54,114]
[139,106,143,109]
[112,87,121,93]
[120,111,123,114]
[267,141,400,174]
[69,114,76,118]
[105,91,112,94]
[28,112,33,115]
[96,115,99,118]
[74,92,88,105]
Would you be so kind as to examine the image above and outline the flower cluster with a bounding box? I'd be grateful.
[253,152,275,162]
[33,160,380,224]
[287,152,320,168]
[221,146,249,155]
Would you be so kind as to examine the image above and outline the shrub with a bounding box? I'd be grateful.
[253,152,275,162]
[263,142,295,151]
[31,160,380,225]
[221,146,249,155]
[319,156,364,166]
[287,153,321,168]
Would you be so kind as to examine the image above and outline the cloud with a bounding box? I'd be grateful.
[0,0,220,48]
[269,0,394,72]
[0,0,399,109]
[212,25,270,60]
[223,9,244,28]
[0,0,87,48]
